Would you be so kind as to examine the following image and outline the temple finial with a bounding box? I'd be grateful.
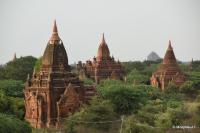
[168,40,173,50]
[101,33,106,44]
[49,20,60,44]
[53,20,58,33]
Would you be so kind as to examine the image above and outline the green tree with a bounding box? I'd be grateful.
[98,80,147,114]
[0,91,24,119]
[0,56,37,81]
[34,57,42,72]
[0,113,31,133]
[126,69,149,85]
[0,80,24,97]
[122,61,145,74]
[65,97,119,132]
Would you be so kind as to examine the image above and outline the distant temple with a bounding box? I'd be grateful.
[188,58,194,71]
[77,34,124,83]
[150,41,186,90]
[13,53,17,61]
[24,21,96,128]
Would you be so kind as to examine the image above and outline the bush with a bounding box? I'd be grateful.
[179,81,195,93]
[154,111,172,131]
[123,115,158,133]
[170,107,189,126]
[165,82,179,93]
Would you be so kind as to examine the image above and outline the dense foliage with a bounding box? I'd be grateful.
[0,90,24,119]
[0,80,24,97]
[0,113,31,133]
[64,97,119,132]
[0,56,38,132]
[0,56,37,81]
[62,60,200,133]
[98,80,149,114]
[0,59,200,132]
[34,57,42,72]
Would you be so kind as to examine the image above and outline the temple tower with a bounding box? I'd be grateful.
[77,33,124,83]
[150,41,186,90]
[24,21,95,128]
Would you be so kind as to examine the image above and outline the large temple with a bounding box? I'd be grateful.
[24,21,96,128]
[77,34,124,83]
[150,41,186,90]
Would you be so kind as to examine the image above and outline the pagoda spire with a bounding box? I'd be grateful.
[101,33,106,44]
[49,20,60,44]
[13,53,17,61]
[53,20,58,33]
[96,33,110,61]
[167,40,173,50]
[163,40,177,64]
[189,58,194,71]
[100,33,107,46]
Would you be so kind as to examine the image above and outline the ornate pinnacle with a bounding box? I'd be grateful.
[49,20,60,44]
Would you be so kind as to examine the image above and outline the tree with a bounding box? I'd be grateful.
[122,61,145,74]
[0,91,24,119]
[65,97,119,132]
[97,80,148,114]
[0,56,37,81]
[0,113,31,133]
[126,69,149,85]
[34,57,42,72]
[0,80,24,97]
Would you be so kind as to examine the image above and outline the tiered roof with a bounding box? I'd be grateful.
[42,20,68,69]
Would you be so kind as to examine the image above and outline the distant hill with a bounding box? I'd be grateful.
[147,51,161,61]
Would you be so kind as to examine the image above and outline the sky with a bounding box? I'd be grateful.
[0,0,199,64]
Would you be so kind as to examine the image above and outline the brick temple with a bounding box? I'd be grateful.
[77,34,124,83]
[150,41,186,90]
[24,21,96,128]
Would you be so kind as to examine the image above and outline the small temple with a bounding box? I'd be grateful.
[188,58,194,71]
[77,33,124,83]
[24,21,96,128]
[150,41,186,90]
[13,53,17,61]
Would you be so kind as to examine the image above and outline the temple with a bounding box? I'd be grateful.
[13,53,17,61]
[150,41,186,90]
[77,34,124,83]
[24,21,96,128]
[188,58,194,71]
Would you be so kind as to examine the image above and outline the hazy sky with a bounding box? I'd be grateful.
[0,0,199,64]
